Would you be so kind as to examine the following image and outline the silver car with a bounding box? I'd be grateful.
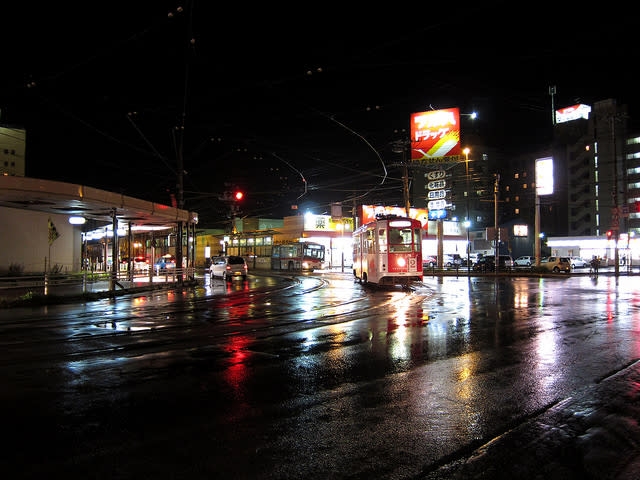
[514,256,533,267]
[209,256,248,281]
[569,256,589,268]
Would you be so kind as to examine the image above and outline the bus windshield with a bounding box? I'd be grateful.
[303,244,325,261]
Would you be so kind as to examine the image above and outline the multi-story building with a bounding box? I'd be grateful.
[499,99,630,238]
[0,126,26,177]
[558,99,628,237]
[624,133,640,235]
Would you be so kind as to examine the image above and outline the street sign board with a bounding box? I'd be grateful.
[427,199,447,210]
[427,179,446,190]
[428,209,447,219]
[427,189,446,200]
[427,169,446,180]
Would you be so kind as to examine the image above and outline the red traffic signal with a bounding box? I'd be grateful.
[606,230,613,239]
[234,191,244,201]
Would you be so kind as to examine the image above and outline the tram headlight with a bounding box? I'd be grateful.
[397,257,406,267]
[302,262,309,269]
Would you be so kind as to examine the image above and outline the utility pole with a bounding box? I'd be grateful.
[612,116,620,275]
[549,86,557,126]
[402,164,411,217]
[494,174,500,274]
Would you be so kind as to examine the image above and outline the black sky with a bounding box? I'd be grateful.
[2,2,637,225]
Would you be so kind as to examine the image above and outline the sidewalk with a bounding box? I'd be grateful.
[0,274,197,307]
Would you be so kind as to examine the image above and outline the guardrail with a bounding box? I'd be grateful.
[0,267,197,297]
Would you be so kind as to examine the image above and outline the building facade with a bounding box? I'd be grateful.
[0,126,26,177]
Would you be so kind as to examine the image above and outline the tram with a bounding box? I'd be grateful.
[352,215,423,285]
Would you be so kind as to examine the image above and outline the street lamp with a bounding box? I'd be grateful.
[463,148,471,274]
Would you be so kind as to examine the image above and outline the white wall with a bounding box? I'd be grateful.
[0,206,82,273]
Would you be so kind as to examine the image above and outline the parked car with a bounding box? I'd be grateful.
[154,255,176,272]
[540,256,571,273]
[422,255,437,268]
[569,256,589,268]
[514,255,534,267]
[445,254,463,267]
[461,253,478,267]
[132,256,149,272]
[473,255,514,272]
[210,256,248,281]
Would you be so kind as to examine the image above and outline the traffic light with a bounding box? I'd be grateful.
[607,230,613,240]
[234,191,244,201]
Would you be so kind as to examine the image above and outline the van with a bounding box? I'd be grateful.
[209,256,248,281]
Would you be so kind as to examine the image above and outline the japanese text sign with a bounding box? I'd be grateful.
[410,108,461,163]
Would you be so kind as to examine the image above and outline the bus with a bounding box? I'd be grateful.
[271,242,325,272]
[353,215,423,285]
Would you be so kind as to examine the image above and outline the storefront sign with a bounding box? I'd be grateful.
[303,214,354,232]
[556,104,591,123]
[410,108,461,163]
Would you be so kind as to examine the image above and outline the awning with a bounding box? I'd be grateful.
[0,176,198,227]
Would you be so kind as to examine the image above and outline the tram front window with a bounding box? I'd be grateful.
[389,228,412,252]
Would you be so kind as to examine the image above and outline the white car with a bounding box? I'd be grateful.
[569,256,589,268]
[514,256,533,267]
[210,256,248,281]
[133,257,149,272]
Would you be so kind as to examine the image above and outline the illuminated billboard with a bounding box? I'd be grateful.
[535,157,554,196]
[410,108,461,163]
[556,104,591,124]
[303,214,354,232]
[360,205,459,235]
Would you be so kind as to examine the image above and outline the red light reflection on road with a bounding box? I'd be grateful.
[223,335,251,393]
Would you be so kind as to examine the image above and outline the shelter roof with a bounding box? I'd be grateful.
[0,176,197,226]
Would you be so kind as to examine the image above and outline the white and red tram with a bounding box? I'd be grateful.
[352,215,423,285]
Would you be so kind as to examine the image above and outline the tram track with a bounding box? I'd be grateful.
[0,274,434,369]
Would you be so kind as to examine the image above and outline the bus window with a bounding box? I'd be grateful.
[389,228,412,252]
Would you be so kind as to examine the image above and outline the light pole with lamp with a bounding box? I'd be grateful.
[463,147,471,274]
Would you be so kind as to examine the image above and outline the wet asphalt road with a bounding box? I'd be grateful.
[1,272,640,479]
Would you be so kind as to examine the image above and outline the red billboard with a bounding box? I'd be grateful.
[410,108,461,163]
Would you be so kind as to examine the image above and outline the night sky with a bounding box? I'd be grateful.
[2,2,637,226]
